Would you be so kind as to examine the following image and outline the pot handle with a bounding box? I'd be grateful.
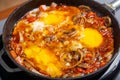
[0,48,22,72]
[105,0,120,13]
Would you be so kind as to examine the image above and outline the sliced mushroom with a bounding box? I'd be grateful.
[99,26,107,31]
[103,16,111,27]
[60,49,83,68]
[44,35,56,42]
[63,28,78,37]
[104,50,113,62]
[79,5,91,13]
[72,14,86,25]
[78,63,91,69]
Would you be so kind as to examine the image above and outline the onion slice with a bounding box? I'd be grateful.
[60,49,83,69]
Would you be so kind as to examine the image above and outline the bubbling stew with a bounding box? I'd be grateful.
[9,2,114,78]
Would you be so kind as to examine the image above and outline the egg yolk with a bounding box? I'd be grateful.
[80,28,103,48]
[24,46,62,77]
[42,11,66,25]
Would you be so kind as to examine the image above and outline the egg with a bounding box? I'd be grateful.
[39,11,67,25]
[24,46,62,77]
[80,28,103,48]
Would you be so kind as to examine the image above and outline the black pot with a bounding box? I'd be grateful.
[1,0,120,80]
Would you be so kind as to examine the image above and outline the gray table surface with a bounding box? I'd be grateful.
[0,0,120,80]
